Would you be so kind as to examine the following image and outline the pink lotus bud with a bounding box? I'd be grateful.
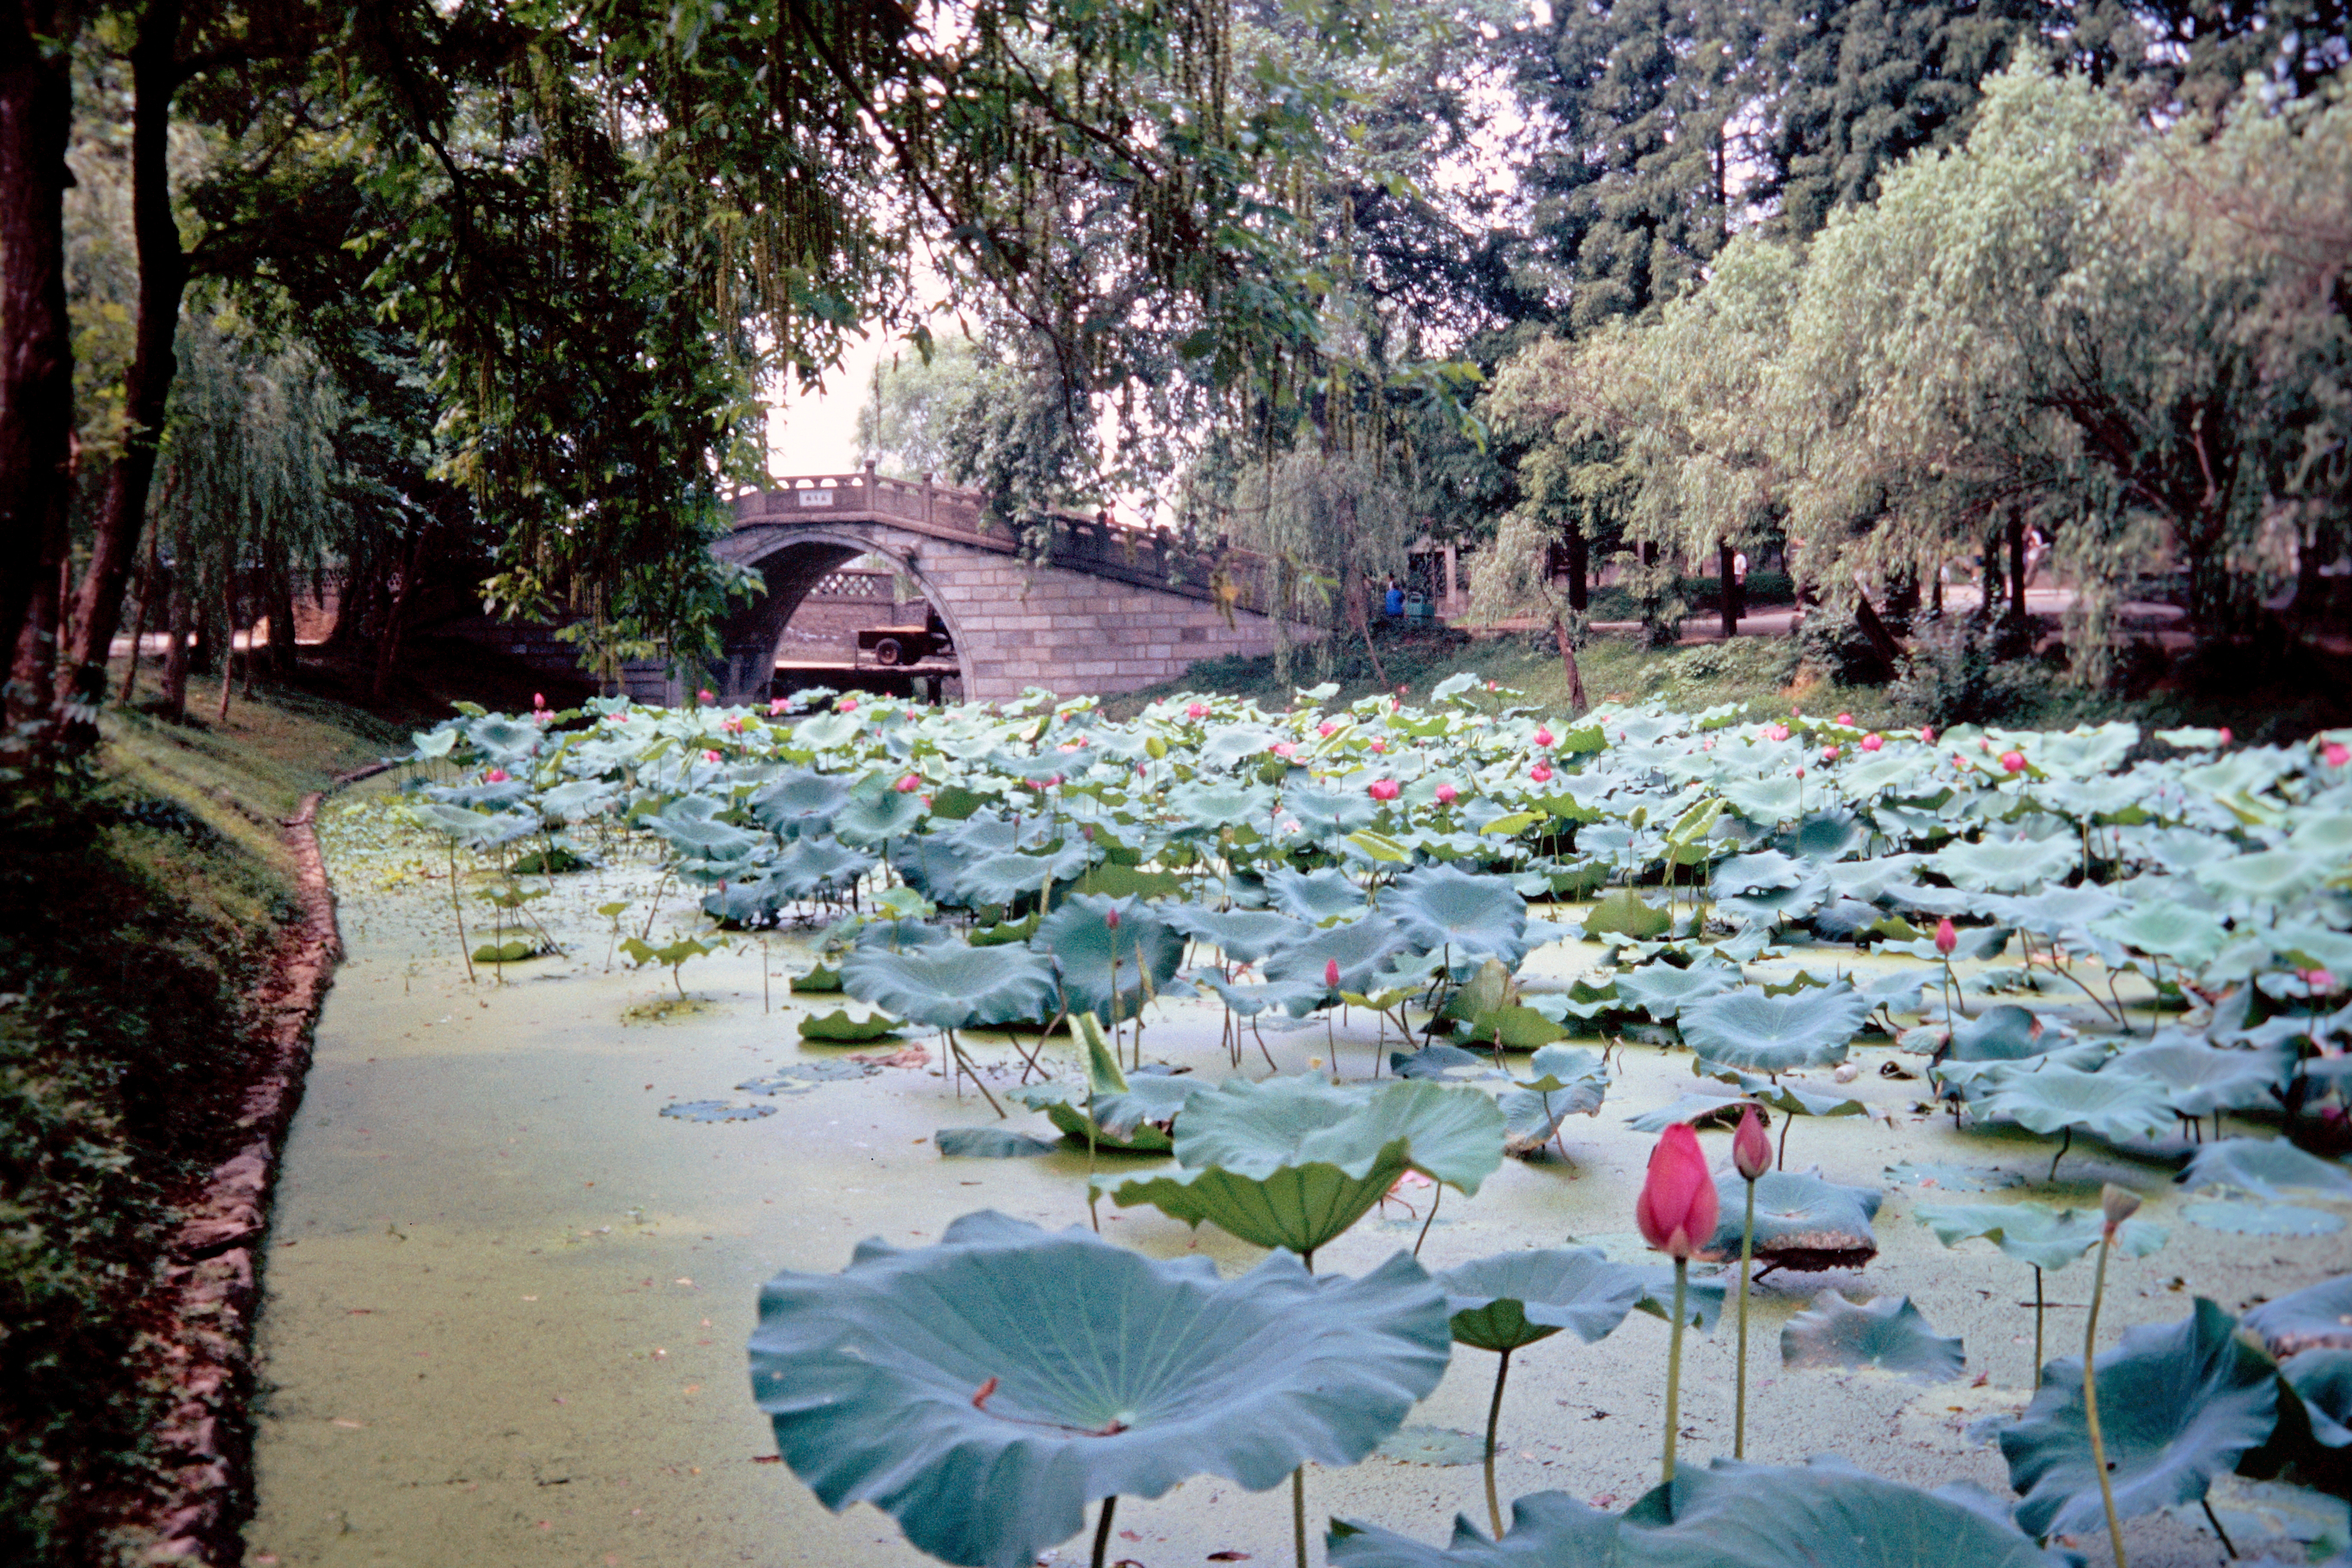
[1766,723,1790,742]
[484,768,510,783]
[1325,959,1342,989]
[697,688,715,704]
[1369,738,1388,754]
[837,698,855,714]
[1981,739,1994,752]
[1920,726,1936,744]
[2301,968,2338,992]
[1530,763,1554,784]
[1635,1124,1719,1259]
[769,697,789,716]
[1861,733,1883,751]
[1435,782,1458,805]
[1733,1104,1771,1182]
[1934,917,1958,956]
[701,749,720,763]
[2325,743,2350,768]
[1534,726,1555,748]
[894,773,920,793]
[721,715,745,735]
[1796,767,1806,780]
[2000,750,2026,774]
[1835,712,1853,726]
[1272,741,1297,758]
[1185,702,1209,720]
[1368,778,1400,800]
[1104,907,1120,931]
[532,692,546,709]
[2219,727,2233,745]
[1822,745,1841,762]
[1319,722,1336,737]
[1045,775,1063,788]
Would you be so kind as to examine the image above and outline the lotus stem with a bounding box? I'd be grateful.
[1484,1348,1512,1539]
[1735,1177,1757,1460]
[2200,1498,2237,1559]
[1092,1495,1118,1568]
[1663,1256,1687,1487]
[450,842,475,983]
[2032,1265,2045,1390]
[1413,1181,1442,1258]
[1292,1466,1308,1568]
[2083,1229,2127,1568]
[2049,1125,2073,1183]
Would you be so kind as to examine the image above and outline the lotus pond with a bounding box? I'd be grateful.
[245,680,2352,1568]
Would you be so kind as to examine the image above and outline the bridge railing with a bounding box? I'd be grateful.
[739,469,1298,622]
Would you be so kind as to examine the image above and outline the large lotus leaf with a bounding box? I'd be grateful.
[940,811,1052,856]
[2106,1039,2294,1118]
[1681,983,1872,1075]
[1164,905,1309,965]
[851,916,954,952]
[1267,866,1372,923]
[1438,1248,1647,1352]
[1913,1201,2169,1272]
[1328,1455,2063,1568]
[1782,811,1870,861]
[1822,855,1925,905]
[1393,1044,1499,1083]
[2003,1298,2282,1540]
[892,836,976,903]
[1173,1075,1507,1195]
[1781,1293,1965,1381]
[1008,1083,1178,1154]
[1720,775,1804,824]
[1970,1063,2175,1144]
[1264,913,1411,995]
[1167,778,1275,830]
[536,778,617,823]
[1191,970,1326,1020]
[840,940,1060,1031]
[1515,1044,1609,1100]
[1380,865,1529,963]
[1286,785,1381,840]
[1614,962,1741,1021]
[1712,849,1811,895]
[1626,1090,1755,1133]
[2284,1350,2352,1448]
[831,789,928,845]
[750,1211,1450,1568]
[1988,885,2128,941]
[1699,1169,1882,1268]
[954,844,1094,908]
[771,836,877,899]
[2197,849,2324,903]
[646,814,769,863]
[750,770,852,837]
[2180,1139,2352,1201]
[1632,1267,1730,1330]
[1931,836,2082,894]
[2091,902,2230,968]
[1032,893,1185,1022]
[1943,1005,2062,1062]
[2245,1277,2352,1358]
[1583,888,1674,940]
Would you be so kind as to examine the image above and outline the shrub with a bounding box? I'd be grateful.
[1890,614,2056,726]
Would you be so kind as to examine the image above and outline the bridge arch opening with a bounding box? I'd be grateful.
[714,529,974,704]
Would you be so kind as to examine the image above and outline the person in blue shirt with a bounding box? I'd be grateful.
[1383,575,1405,617]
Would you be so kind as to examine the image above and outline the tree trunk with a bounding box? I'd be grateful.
[1718,539,1737,639]
[1566,527,1589,612]
[8,562,58,726]
[119,523,158,703]
[371,521,434,701]
[214,534,235,725]
[64,0,189,717]
[266,552,297,676]
[0,2,77,665]
[1552,610,1588,716]
[1853,590,1906,674]
[161,546,192,720]
[2007,512,2029,630]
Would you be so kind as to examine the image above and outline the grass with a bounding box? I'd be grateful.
[0,664,401,1568]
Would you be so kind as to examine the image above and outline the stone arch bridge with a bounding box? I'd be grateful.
[651,469,1295,707]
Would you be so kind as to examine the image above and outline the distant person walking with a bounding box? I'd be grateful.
[1384,575,1405,617]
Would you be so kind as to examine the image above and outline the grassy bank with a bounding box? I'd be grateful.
[0,671,400,1566]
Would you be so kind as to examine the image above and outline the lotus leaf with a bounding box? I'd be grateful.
[1781,1293,1965,1381]
[1515,1044,1608,1102]
[1626,1090,1756,1133]
[1712,850,1810,895]
[1969,1063,2175,1147]
[839,941,1059,1031]
[1392,1044,1498,1081]
[2197,849,2323,903]
[1267,866,1372,923]
[893,836,976,903]
[2180,1138,2352,1201]
[2092,902,2230,968]
[1913,1201,2169,1271]
[1720,775,1804,824]
[1681,983,1872,1075]
[1781,812,1868,861]
[1699,1170,1882,1271]
[1264,913,1412,995]
[1032,894,1185,1022]
[1328,1455,2063,1568]
[750,771,851,837]
[832,789,928,844]
[1931,836,2082,894]
[798,1008,905,1043]
[2185,1201,2344,1235]
[1285,785,1380,840]
[750,1211,1451,1568]
[1884,1163,2025,1192]
[660,1100,775,1122]
[2003,1298,2282,1540]
[1437,1248,1647,1352]
[1942,1005,2060,1062]
[2246,1277,2352,1358]
[770,836,876,899]
[1380,865,1530,964]
[1583,888,1673,940]
[953,844,1093,908]
[1631,1267,1730,1330]
[1164,906,1310,965]
[2284,1351,2352,1449]
[934,1128,1059,1158]
[2189,1479,2352,1561]
[851,916,952,950]
[1191,970,1326,1020]
[2106,1038,2294,1117]
[1615,962,1742,1021]
[788,963,843,993]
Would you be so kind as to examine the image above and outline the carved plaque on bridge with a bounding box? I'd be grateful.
[796,489,837,507]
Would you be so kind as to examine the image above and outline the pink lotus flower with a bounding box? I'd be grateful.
[2300,968,2338,992]
[702,749,722,763]
[769,697,789,716]
[484,768,510,783]
[1319,722,1337,738]
[1733,1104,1771,1182]
[1435,782,1458,805]
[1822,745,1841,762]
[1045,775,1063,788]
[1635,1124,1719,1259]
[1368,778,1400,800]
[837,698,856,714]
[1766,723,1790,742]
[2000,750,2026,774]
[697,688,715,704]
[532,692,546,710]
[1185,701,1209,720]
[1861,733,1883,751]
[1920,726,1936,743]
[1104,907,1120,931]
[1325,959,1342,990]
[1934,917,1958,956]
[2220,727,2233,744]
[1530,763,1554,784]
[2327,743,2351,769]
[1271,741,1297,758]
[1534,726,1554,748]
[1369,738,1388,754]
[721,715,745,735]
[1835,712,1853,726]
[894,773,921,793]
